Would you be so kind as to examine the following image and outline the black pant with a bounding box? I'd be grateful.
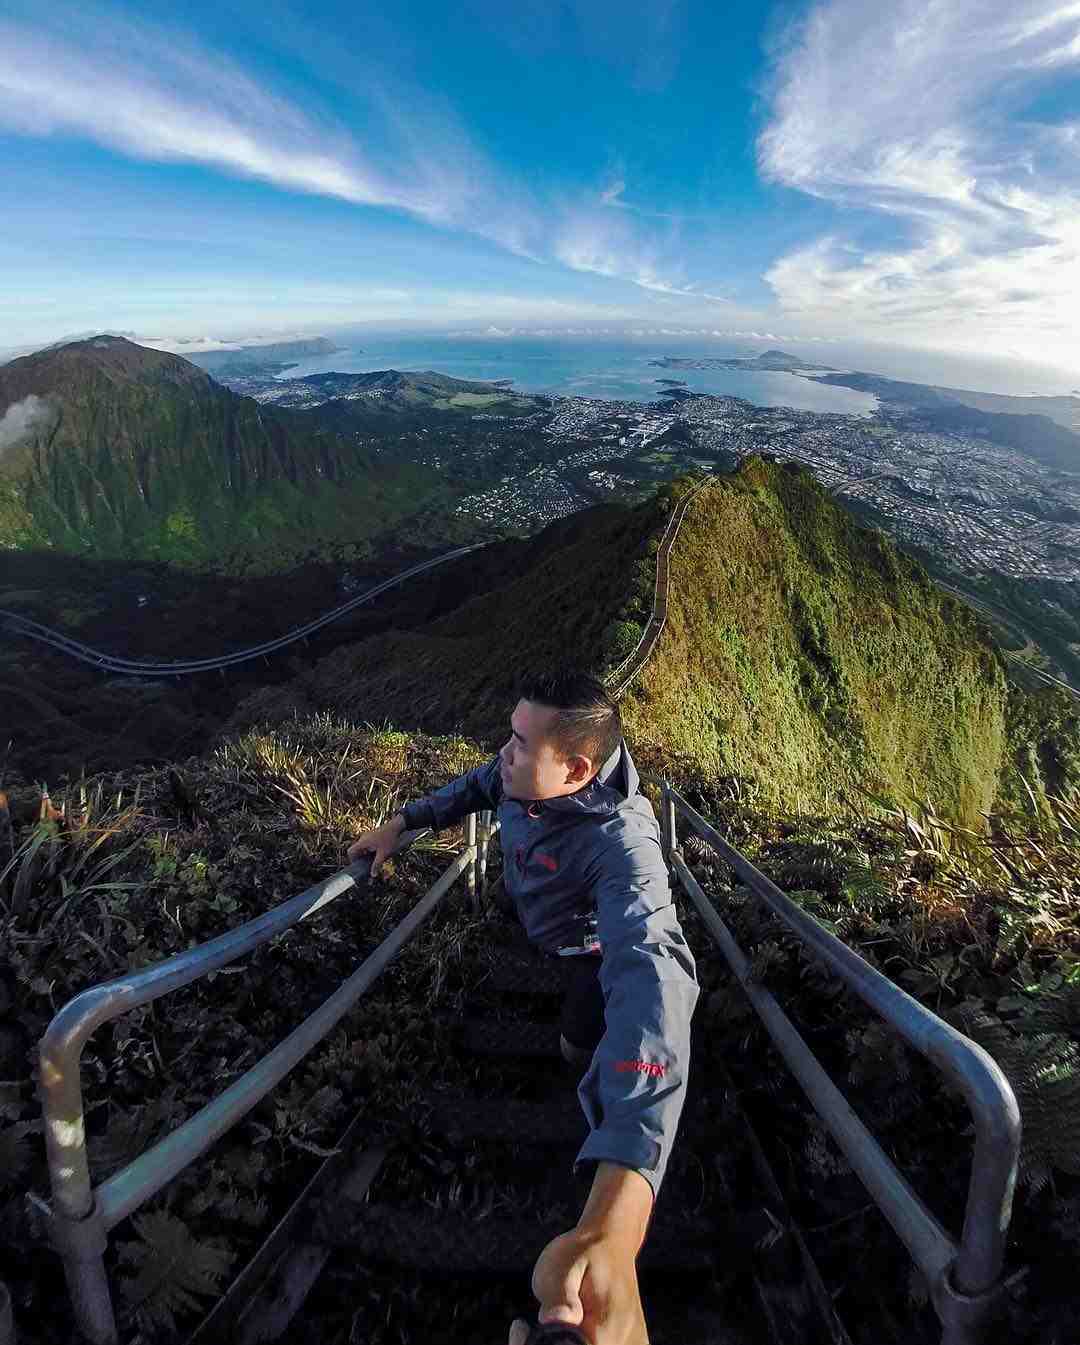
[559,953,606,1052]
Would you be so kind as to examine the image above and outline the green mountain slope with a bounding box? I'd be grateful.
[263,368,542,418]
[0,336,443,572]
[620,461,1007,824]
[226,460,1009,825]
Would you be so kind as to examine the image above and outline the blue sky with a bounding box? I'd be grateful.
[2,0,1080,371]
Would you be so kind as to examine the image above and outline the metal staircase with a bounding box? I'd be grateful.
[25,784,1020,1345]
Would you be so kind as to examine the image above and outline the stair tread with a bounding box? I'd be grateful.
[309,1201,716,1273]
[457,1016,565,1059]
[415,1092,705,1197]
[424,1094,589,1147]
[480,955,565,997]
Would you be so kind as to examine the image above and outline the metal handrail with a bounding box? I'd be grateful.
[604,479,704,697]
[1,543,482,678]
[646,774,1020,1345]
[38,817,499,1345]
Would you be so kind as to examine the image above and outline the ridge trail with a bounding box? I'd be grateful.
[604,479,706,699]
[0,545,483,678]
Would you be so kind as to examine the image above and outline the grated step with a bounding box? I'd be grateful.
[457,1016,565,1060]
[480,954,565,998]
[424,1094,589,1148]
[308,1202,716,1274]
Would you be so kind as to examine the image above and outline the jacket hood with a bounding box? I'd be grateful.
[539,738,640,818]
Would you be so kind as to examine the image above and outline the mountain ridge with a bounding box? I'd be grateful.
[224,462,1014,826]
[0,336,456,572]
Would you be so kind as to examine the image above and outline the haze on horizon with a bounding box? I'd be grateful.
[3,0,1080,381]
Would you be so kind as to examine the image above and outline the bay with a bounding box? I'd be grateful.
[275,336,880,417]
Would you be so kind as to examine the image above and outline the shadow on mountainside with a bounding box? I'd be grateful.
[0,507,642,783]
[0,539,508,782]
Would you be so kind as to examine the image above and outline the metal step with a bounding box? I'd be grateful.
[423,1094,589,1148]
[457,1016,566,1060]
[307,1201,717,1274]
[416,1091,701,1201]
[479,954,565,998]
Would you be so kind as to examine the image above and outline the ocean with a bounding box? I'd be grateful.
[274,336,881,417]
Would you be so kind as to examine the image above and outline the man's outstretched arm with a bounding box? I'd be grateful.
[347,754,503,876]
[572,832,700,1205]
[525,1162,654,1344]
[398,753,503,833]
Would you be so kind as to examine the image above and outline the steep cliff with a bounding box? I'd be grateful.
[0,336,430,571]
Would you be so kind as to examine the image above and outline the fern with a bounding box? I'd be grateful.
[684,832,720,863]
[87,1089,184,1178]
[117,1210,234,1332]
[0,1122,35,1192]
[949,1003,1080,1192]
[1013,977,1080,1036]
[847,1022,913,1091]
[839,860,892,910]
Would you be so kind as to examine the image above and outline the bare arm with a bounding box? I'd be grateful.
[577,1161,653,1255]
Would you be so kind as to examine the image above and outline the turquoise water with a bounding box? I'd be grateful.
[276,337,880,417]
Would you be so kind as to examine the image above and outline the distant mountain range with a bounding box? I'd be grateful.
[807,370,1080,471]
[239,366,542,419]
[180,337,343,379]
[654,349,1080,472]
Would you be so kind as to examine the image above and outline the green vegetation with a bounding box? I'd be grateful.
[678,778,1079,1342]
[0,721,498,1340]
[224,460,1019,827]
[0,338,468,575]
[621,464,1008,827]
[223,495,663,744]
[2,707,1078,1342]
[4,458,1079,1341]
[434,392,515,409]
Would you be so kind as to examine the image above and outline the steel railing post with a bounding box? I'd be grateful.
[37,850,437,1345]
[659,781,677,868]
[40,1016,116,1343]
[465,812,478,913]
[477,809,492,896]
[662,781,1020,1345]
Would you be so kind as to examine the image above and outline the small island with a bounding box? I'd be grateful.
[649,348,836,373]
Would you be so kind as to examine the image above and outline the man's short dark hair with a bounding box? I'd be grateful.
[516,670,622,775]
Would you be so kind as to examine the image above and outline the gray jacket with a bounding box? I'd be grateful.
[400,738,699,1201]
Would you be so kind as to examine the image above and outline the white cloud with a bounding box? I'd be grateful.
[0,20,428,214]
[0,12,701,303]
[552,208,692,296]
[0,394,55,456]
[758,0,1080,362]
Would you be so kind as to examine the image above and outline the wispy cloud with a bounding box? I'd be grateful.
[600,180,631,210]
[0,394,56,456]
[757,0,1080,360]
[0,10,700,300]
[598,177,681,221]
[0,19,429,212]
[553,207,691,295]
